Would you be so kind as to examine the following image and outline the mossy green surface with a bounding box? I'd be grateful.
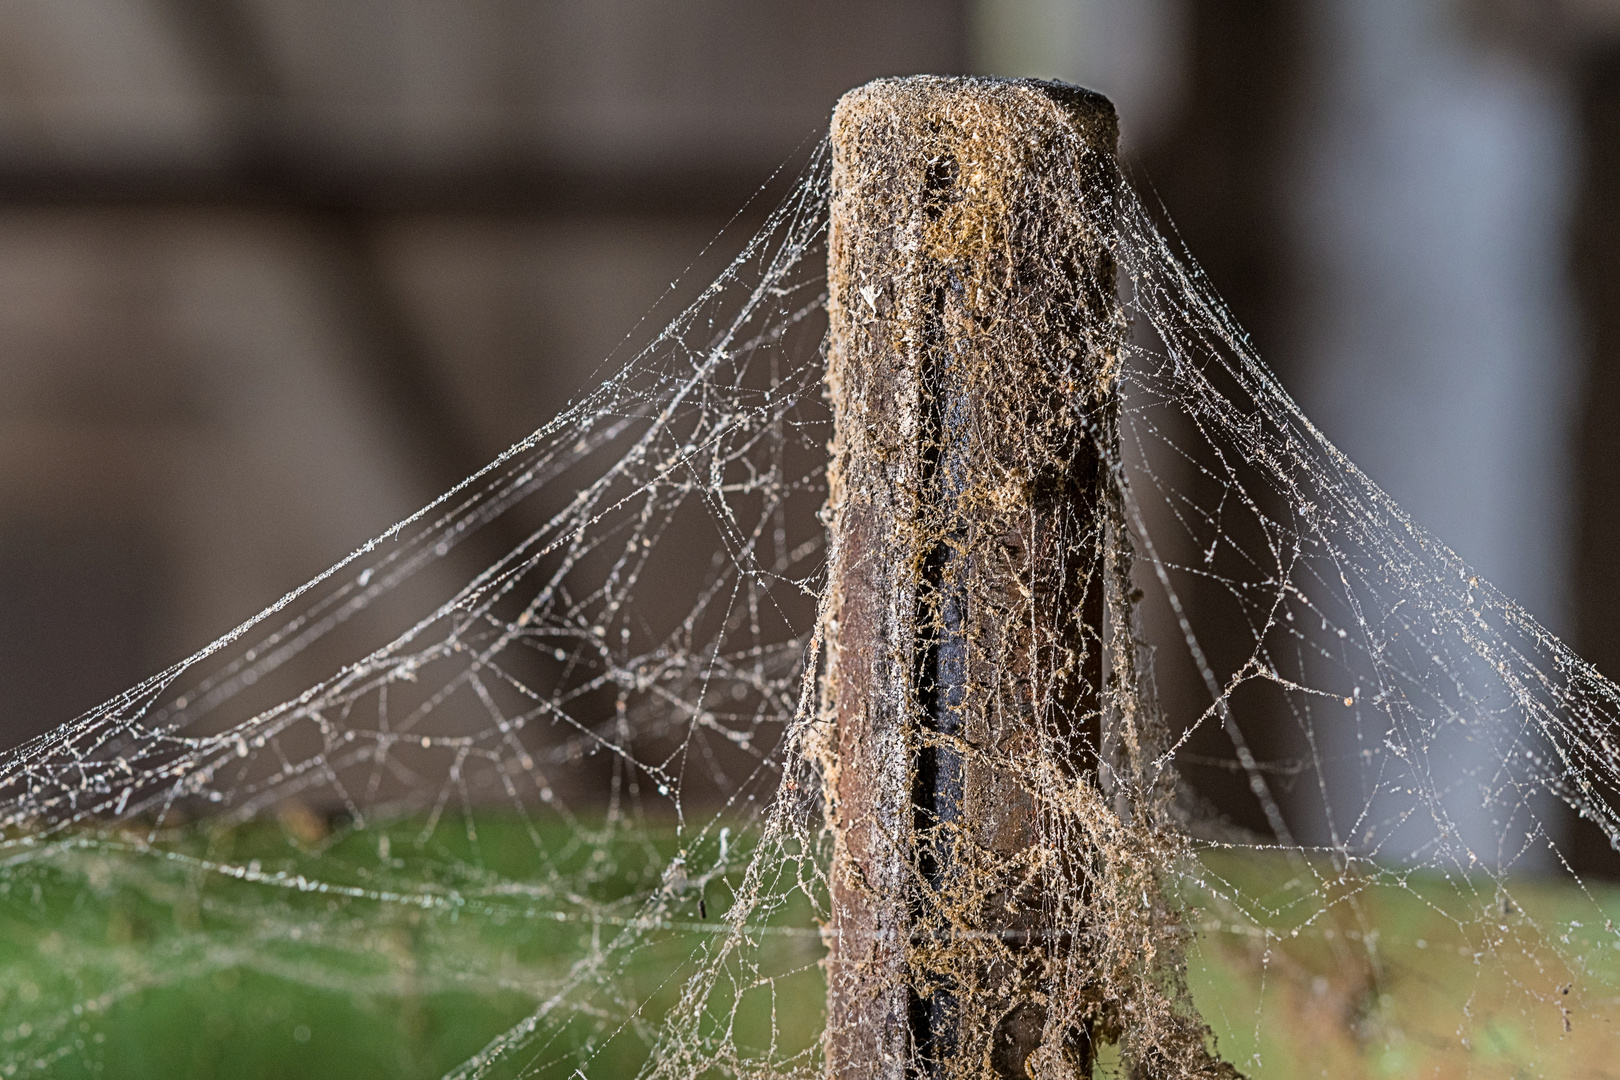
[2,817,1618,1079]
[1180,849,1620,1079]
[0,812,820,1079]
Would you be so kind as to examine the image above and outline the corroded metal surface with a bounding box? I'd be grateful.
[821,75,1120,1080]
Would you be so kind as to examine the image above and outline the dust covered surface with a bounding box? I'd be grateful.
[820,76,1237,1079]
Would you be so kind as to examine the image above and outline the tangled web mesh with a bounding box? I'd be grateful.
[1,80,1618,1079]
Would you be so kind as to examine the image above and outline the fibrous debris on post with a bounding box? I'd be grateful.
[816,74,1243,1080]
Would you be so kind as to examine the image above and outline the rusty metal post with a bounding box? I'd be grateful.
[821,77,1120,1079]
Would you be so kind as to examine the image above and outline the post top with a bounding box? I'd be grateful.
[833,75,1118,158]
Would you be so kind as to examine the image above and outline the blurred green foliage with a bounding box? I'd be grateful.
[2,815,1618,1079]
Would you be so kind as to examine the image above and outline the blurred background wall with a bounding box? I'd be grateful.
[2,0,1619,870]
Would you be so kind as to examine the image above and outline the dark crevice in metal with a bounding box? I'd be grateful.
[910,153,966,1080]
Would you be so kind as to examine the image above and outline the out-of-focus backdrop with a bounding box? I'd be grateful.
[2,0,1618,870]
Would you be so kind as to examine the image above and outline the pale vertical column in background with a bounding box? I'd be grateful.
[1291,0,1580,870]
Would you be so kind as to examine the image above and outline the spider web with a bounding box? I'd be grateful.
[0,105,1616,1079]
